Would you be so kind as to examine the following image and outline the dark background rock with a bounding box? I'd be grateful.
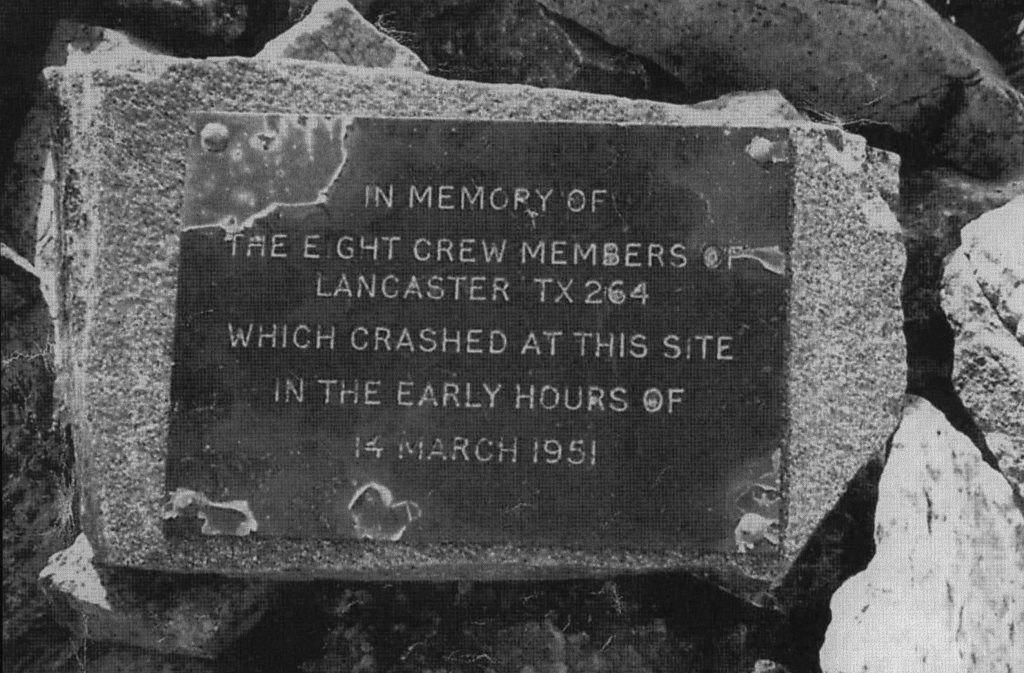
[535,0,1024,178]
[2,301,77,672]
[219,577,786,673]
[898,168,1023,456]
[63,0,286,56]
[772,455,885,673]
[350,0,652,98]
[924,0,1024,90]
[0,1,59,210]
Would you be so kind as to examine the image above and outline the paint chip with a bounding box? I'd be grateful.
[348,482,421,541]
[163,488,259,536]
[734,512,781,553]
[745,136,790,165]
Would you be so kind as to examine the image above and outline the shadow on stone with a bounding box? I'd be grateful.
[771,454,884,673]
[218,574,786,673]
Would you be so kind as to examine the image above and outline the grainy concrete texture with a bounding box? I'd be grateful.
[820,397,1024,672]
[42,55,904,584]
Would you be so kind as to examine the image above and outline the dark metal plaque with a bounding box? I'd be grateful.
[168,115,792,553]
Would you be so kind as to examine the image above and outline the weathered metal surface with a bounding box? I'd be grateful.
[167,114,792,555]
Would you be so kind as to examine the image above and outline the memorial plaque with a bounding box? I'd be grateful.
[169,114,792,553]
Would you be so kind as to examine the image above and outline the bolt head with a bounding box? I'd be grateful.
[200,122,230,152]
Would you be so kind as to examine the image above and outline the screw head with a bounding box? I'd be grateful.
[200,122,230,152]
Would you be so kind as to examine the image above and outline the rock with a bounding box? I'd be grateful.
[38,534,112,613]
[41,53,903,582]
[924,0,1024,91]
[74,0,252,55]
[1,19,163,302]
[692,90,806,122]
[752,661,791,673]
[951,199,1024,339]
[257,0,427,70]
[536,0,1024,178]
[988,433,1024,504]
[70,649,218,673]
[38,533,276,658]
[63,23,164,66]
[941,197,1024,494]
[771,454,884,673]
[46,19,162,66]
[820,397,1024,672]
[350,0,651,97]
[899,168,1023,398]
[0,0,57,191]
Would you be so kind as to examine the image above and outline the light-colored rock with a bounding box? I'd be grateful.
[39,533,112,611]
[954,198,1024,340]
[821,397,1024,673]
[537,0,1024,178]
[692,89,806,122]
[941,197,1024,494]
[257,0,427,71]
[988,432,1024,501]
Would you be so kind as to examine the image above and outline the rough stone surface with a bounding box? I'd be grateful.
[73,0,252,55]
[65,648,218,673]
[2,19,153,261]
[42,54,903,582]
[34,539,792,670]
[820,397,1024,672]
[350,0,652,98]
[537,0,1024,179]
[1,102,52,260]
[900,168,1024,398]
[924,0,1024,91]
[39,534,111,611]
[208,576,783,672]
[256,0,427,71]
[39,533,275,658]
[1,20,164,311]
[691,90,806,123]
[941,197,1024,494]
[771,453,883,673]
